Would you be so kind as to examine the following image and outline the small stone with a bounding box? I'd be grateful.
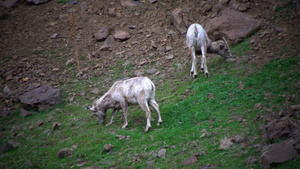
[20,108,32,117]
[157,148,166,158]
[32,47,44,54]
[4,85,12,95]
[149,0,157,3]
[37,120,43,127]
[166,54,174,60]
[146,68,158,74]
[57,148,73,158]
[104,144,113,152]
[219,138,233,150]
[51,33,58,39]
[114,30,130,41]
[66,58,74,65]
[80,1,88,11]
[52,68,60,72]
[166,46,172,51]
[91,88,99,95]
[181,155,198,165]
[95,26,109,41]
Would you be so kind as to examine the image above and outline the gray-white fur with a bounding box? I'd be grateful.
[186,23,234,78]
[88,77,162,132]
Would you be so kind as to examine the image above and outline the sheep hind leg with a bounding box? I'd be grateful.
[149,99,162,126]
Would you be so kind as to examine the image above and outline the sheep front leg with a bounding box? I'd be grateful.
[120,101,128,129]
[190,47,198,78]
[201,46,209,77]
[106,109,118,126]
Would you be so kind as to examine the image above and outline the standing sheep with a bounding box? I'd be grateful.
[186,23,234,78]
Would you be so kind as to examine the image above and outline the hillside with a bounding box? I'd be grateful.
[0,0,300,168]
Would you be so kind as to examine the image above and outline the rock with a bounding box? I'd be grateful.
[146,68,158,74]
[147,160,155,168]
[68,0,77,5]
[91,88,99,95]
[80,1,88,11]
[254,103,262,110]
[19,85,63,111]
[108,8,117,17]
[120,0,138,7]
[4,85,12,95]
[166,54,174,60]
[260,141,297,169]
[66,58,74,65]
[27,0,50,5]
[8,140,21,148]
[0,110,14,118]
[104,144,113,152]
[52,122,61,131]
[32,47,44,54]
[122,60,132,66]
[2,0,18,8]
[37,120,43,126]
[57,148,73,158]
[149,0,157,3]
[0,142,13,153]
[116,135,130,140]
[181,155,198,165]
[157,148,166,158]
[204,9,263,46]
[95,26,109,41]
[219,138,234,150]
[172,8,188,34]
[100,35,115,51]
[168,30,179,42]
[165,46,172,51]
[23,159,33,167]
[20,108,33,117]
[134,70,143,76]
[50,33,58,39]
[262,117,299,143]
[114,30,130,41]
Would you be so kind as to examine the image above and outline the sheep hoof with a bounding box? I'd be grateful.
[122,124,127,128]
[193,74,198,78]
[105,123,111,126]
[157,121,162,126]
[190,71,194,76]
[206,73,209,78]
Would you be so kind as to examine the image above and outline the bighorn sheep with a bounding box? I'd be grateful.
[87,77,162,132]
[186,23,234,78]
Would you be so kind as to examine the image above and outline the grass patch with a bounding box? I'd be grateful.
[1,55,299,168]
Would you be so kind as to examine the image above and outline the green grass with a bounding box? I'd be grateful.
[1,54,299,168]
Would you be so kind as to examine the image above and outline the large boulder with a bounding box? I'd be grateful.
[204,8,263,46]
[260,141,298,169]
[172,8,188,34]
[19,85,62,111]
